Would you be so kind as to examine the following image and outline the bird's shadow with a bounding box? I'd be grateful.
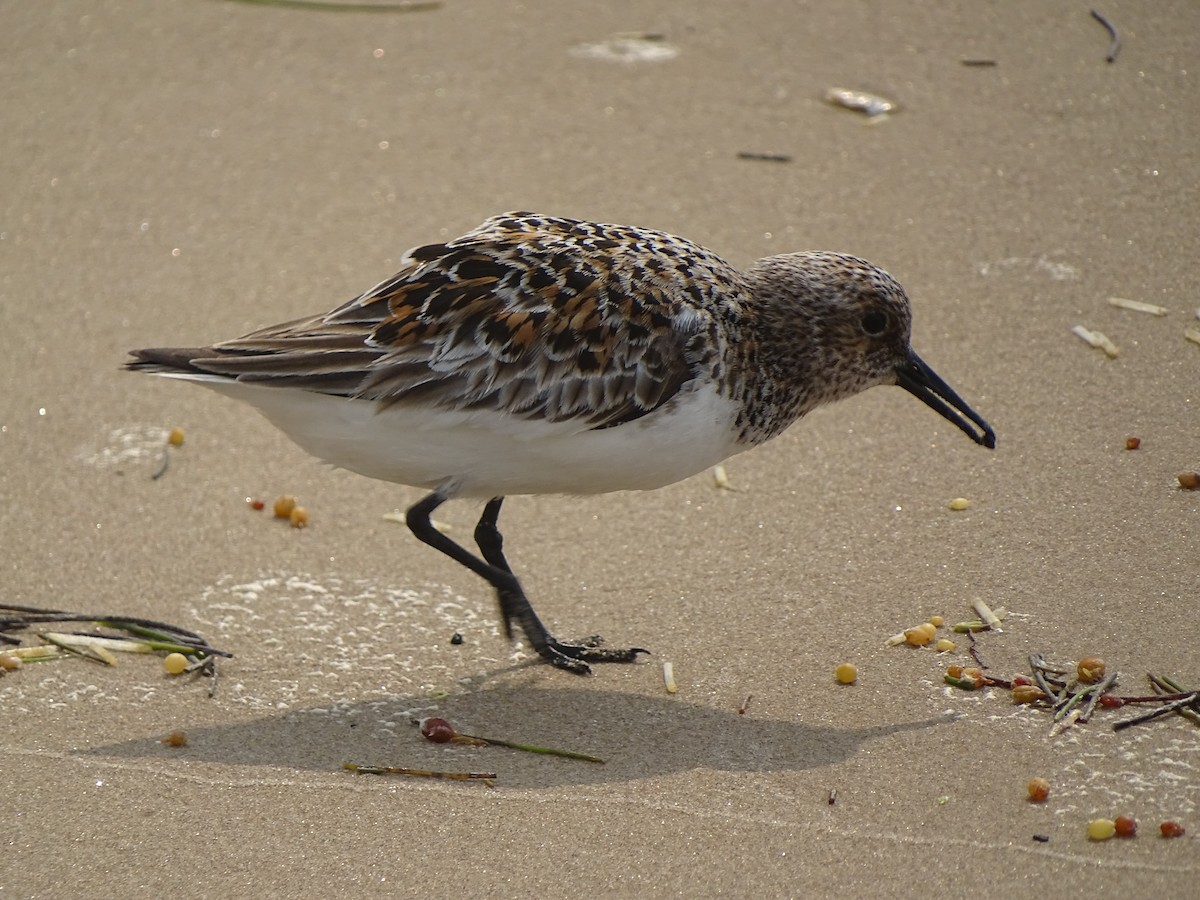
[80,682,950,788]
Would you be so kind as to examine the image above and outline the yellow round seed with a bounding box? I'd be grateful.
[163,653,188,675]
[929,615,944,628]
[948,497,971,511]
[904,624,935,647]
[289,506,309,528]
[835,662,858,684]
[1087,818,1116,841]
[167,426,185,447]
[0,652,22,671]
[1077,656,1105,684]
[934,638,956,653]
[273,495,297,518]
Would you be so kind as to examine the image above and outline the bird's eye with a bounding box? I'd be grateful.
[861,310,889,336]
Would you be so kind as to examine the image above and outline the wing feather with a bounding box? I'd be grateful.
[147,213,748,429]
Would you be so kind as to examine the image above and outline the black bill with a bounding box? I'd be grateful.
[896,351,996,449]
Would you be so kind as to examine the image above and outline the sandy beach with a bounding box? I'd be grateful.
[2,1,1198,896]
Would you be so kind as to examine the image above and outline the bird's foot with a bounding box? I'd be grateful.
[539,635,650,675]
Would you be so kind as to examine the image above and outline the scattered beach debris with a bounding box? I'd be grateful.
[1071,325,1120,358]
[417,716,604,763]
[738,694,753,715]
[824,87,896,119]
[888,602,1197,734]
[0,603,229,696]
[1090,9,1121,63]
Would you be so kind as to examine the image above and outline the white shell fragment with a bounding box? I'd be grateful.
[824,87,897,118]
[1071,325,1120,358]
[570,34,679,64]
[1185,327,1200,348]
[711,464,738,491]
[1107,297,1168,316]
[662,661,679,693]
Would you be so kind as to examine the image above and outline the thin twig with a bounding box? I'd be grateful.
[1078,671,1119,723]
[343,762,496,781]
[1090,10,1121,63]
[1113,693,1199,731]
[1149,674,1200,726]
[966,630,989,669]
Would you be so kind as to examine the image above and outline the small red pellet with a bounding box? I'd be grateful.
[420,717,456,743]
[1160,821,1186,838]
[1114,815,1137,837]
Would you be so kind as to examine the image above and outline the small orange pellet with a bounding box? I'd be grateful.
[167,426,185,447]
[1013,684,1048,704]
[0,652,21,671]
[161,729,188,747]
[835,662,858,684]
[273,495,297,518]
[1124,436,1140,450]
[1114,815,1137,837]
[934,638,956,653]
[1027,777,1050,803]
[1178,472,1200,490]
[929,615,944,628]
[289,506,309,528]
[248,498,265,511]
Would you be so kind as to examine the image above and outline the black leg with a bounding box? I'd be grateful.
[406,491,648,674]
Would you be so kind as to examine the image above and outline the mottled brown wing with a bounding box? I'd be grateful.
[187,213,743,428]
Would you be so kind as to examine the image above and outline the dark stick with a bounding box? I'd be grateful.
[966,630,989,669]
[1090,10,1121,63]
[1113,693,1199,731]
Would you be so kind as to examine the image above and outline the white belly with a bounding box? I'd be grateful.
[161,373,745,498]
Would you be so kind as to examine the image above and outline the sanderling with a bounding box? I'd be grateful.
[127,212,995,674]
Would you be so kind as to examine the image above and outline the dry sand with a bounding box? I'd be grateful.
[2,1,1198,896]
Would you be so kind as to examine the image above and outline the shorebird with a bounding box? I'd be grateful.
[128,212,996,673]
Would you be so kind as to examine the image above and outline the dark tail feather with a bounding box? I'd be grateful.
[125,347,217,375]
